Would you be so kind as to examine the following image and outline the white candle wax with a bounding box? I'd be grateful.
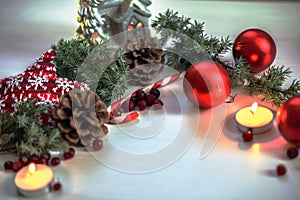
[14,163,54,197]
[235,103,274,134]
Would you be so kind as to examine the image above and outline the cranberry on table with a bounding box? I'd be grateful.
[276,164,287,176]
[130,96,138,106]
[19,155,29,166]
[37,158,48,165]
[92,139,103,151]
[68,147,75,156]
[152,99,164,109]
[135,90,146,100]
[52,182,62,191]
[4,160,14,170]
[150,88,160,99]
[29,154,40,163]
[40,152,51,161]
[122,100,135,112]
[12,161,23,172]
[138,100,147,111]
[242,130,253,142]
[146,94,156,106]
[111,108,122,117]
[63,151,73,160]
[50,157,61,166]
[286,147,299,159]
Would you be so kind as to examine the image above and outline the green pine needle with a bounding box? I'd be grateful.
[0,100,69,156]
[151,9,300,107]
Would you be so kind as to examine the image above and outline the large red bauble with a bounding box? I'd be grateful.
[183,61,231,108]
[232,28,276,73]
[276,96,300,145]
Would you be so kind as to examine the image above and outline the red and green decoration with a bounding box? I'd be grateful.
[1,9,300,156]
[76,0,152,44]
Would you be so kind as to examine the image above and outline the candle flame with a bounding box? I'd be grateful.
[250,102,258,115]
[27,163,36,175]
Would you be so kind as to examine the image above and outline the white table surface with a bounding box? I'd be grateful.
[1,1,300,200]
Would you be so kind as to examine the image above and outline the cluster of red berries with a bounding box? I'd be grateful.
[3,147,75,172]
[112,88,164,116]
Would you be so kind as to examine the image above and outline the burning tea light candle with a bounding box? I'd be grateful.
[235,102,274,134]
[14,163,54,197]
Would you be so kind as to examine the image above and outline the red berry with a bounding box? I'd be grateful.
[40,152,51,161]
[92,139,103,151]
[138,100,147,111]
[111,108,122,117]
[50,157,61,166]
[4,160,13,170]
[37,158,48,165]
[29,154,39,163]
[146,94,156,106]
[12,161,23,172]
[242,130,253,142]
[130,96,138,106]
[153,99,164,109]
[68,147,75,156]
[276,164,287,176]
[150,88,160,99]
[135,90,146,100]
[52,182,62,191]
[122,101,135,112]
[19,155,29,166]
[63,152,73,160]
[287,147,299,159]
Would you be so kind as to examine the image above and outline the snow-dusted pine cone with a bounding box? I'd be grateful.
[123,36,164,85]
[53,90,109,146]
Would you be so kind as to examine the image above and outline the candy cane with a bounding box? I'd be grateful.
[108,72,184,124]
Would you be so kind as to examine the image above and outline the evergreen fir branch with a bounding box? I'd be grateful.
[151,9,300,106]
[0,100,69,156]
[51,38,94,81]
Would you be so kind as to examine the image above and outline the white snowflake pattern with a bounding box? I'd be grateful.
[0,96,7,108]
[5,76,24,93]
[28,76,49,90]
[55,79,74,92]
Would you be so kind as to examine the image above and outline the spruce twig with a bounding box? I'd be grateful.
[0,101,68,155]
[151,9,300,106]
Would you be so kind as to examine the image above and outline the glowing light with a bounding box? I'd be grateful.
[251,143,261,155]
[27,163,36,175]
[92,33,98,39]
[250,102,258,115]
[127,25,134,30]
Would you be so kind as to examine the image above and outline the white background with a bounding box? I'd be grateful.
[0,1,300,200]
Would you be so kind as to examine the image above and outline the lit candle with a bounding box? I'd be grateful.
[14,163,54,197]
[235,102,274,134]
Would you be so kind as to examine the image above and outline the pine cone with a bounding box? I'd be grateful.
[123,36,164,85]
[53,90,109,146]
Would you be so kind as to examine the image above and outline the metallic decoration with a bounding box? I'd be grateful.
[76,0,152,44]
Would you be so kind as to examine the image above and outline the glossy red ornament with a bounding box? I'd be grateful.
[276,96,300,145]
[233,28,276,73]
[183,61,231,108]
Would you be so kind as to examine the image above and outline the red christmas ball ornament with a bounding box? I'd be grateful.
[276,96,300,145]
[183,61,231,108]
[232,28,276,73]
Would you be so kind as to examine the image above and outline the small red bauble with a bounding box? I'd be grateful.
[232,28,276,73]
[276,96,300,145]
[183,61,231,108]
